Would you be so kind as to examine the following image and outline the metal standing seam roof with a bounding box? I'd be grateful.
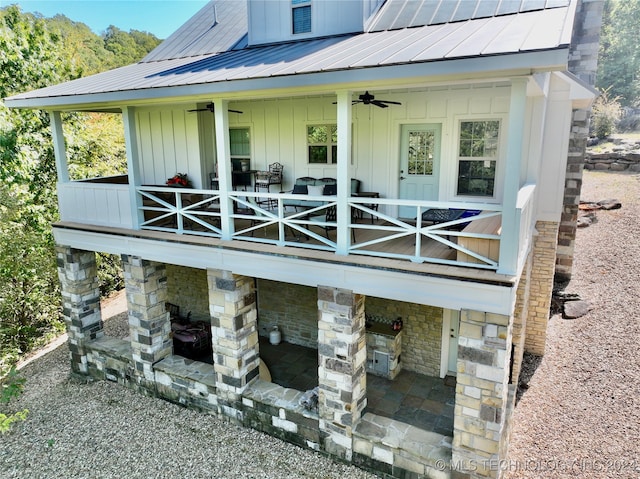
[4,0,576,107]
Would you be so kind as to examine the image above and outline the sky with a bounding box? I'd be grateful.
[0,0,211,38]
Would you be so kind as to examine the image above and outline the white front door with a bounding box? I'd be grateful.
[398,124,441,218]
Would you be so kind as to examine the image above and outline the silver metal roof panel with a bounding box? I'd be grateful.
[5,1,577,107]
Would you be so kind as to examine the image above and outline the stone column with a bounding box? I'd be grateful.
[207,269,259,411]
[556,0,604,281]
[122,255,170,391]
[317,286,366,460]
[525,221,559,356]
[56,246,103,375]
[453,309,513,479]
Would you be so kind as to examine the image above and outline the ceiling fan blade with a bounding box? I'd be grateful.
[380,100,402,105]
[370,100,389,108]
[229,109,244,114]
[187,108,209,112]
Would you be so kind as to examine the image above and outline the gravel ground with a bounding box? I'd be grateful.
[1,293,376,479]
[2,170,638,478]
[505,170,640,478]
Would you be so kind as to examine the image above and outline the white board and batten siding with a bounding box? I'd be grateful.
[135,107,204,188]
[228,84,512,201]
[58,182,133,228]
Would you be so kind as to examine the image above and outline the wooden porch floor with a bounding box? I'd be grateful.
[54,220,515,286]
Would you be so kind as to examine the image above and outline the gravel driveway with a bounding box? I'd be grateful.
[505,170,640,478]
[1,170,638,478]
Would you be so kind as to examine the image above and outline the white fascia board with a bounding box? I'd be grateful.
[53,226,516,316]
[556,71,599,109]
[6,48,569,110]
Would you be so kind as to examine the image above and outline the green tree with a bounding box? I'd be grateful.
[596,0,640,106]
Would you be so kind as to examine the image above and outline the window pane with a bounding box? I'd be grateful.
[408,130,434,176]
[331,145,337,164]
[229,128,250,156]
[309,145,327,163]
[293,5,311,34]
[330,125,338,143]
[459,120,500,158]
[457,160,495,196]
[307,125,327,143]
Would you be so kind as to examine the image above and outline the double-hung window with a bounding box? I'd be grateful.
[456,120,500,197]
[292,0,311,34]
[307,124,337,164]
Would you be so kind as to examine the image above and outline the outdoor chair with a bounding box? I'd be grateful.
[254,162,283,206]
[309,204,356,242]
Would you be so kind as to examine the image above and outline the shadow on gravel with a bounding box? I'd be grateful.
[516,352,543,404]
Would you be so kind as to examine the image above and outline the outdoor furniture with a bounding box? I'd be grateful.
[283,177,361,210]
[353,191,380,224]
[254,162,283,206]
[309,204,357,242]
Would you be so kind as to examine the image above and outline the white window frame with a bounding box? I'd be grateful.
[306,124,337,164]
[291,0,312,35]
[455,119,501,198]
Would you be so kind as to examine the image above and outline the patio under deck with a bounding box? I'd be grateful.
[258,337,455,436]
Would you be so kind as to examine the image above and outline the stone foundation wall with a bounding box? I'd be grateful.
[256,280,318,348]
[585,153,640,172]
[366,297,443,377]
[525,221,559,356]
[166,265,210,321]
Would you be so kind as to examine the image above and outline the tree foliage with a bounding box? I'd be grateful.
[0,5,160,366]
[596,0,640,106]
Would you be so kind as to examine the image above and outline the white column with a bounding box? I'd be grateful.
[498,78,528,276]
[335,90,352,255]
[213,99,234,240]
[49,111,69,183]
[122,106,143,229]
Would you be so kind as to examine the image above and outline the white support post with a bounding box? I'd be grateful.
[335,90,352,255]
[498,78,528,276]
[49,111,69,183]
[213,99,234,240]
[122,106,144,229]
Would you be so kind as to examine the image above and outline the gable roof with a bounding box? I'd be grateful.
[4,0,577,109]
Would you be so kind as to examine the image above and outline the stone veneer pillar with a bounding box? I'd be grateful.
[56,245,103,375]
[556,0,604,281]
[317,286,367,460]
[122,255,171,390]
[524,221,559,356]
[453,309,513,479]
[207,269,259,407]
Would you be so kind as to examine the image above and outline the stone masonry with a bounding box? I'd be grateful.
[166,265,210,321]
[56,245,103,375]
[317,286,367,461]
[524,221,559,356]
[453,309,512,479]
[510,252,532,383]
[122,255,171,391]
[207,269,260,409]
[556,0,604,280]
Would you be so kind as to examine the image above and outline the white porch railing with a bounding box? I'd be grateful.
[135,187,513,271]
[57,181,539,273]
